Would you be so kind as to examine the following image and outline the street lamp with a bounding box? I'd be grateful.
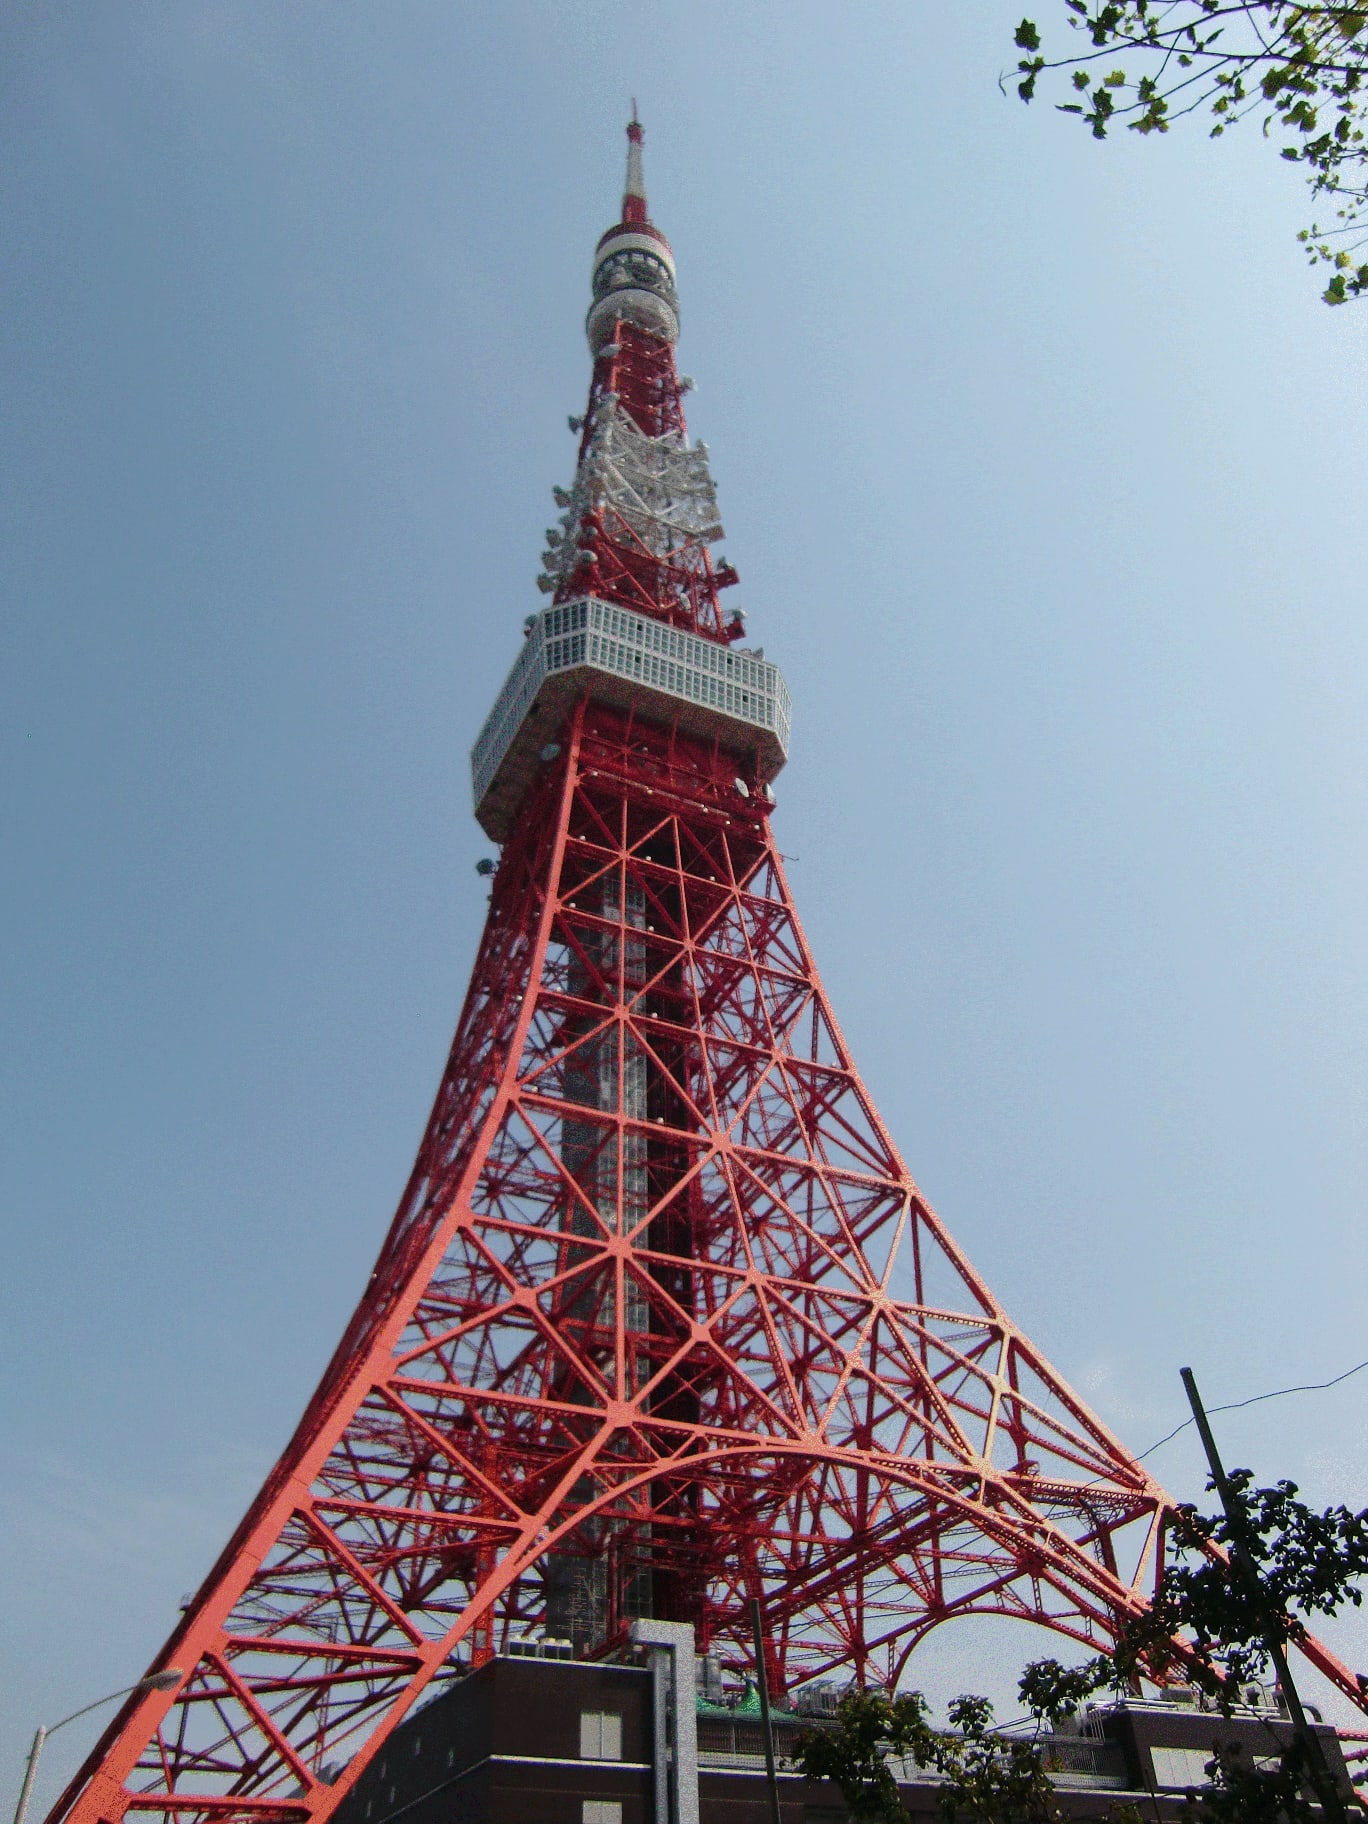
[12,1669,183,1824]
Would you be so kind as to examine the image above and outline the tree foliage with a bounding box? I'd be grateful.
[792,1472,1368,1821]
[792,1686,1066,1824]
[1178,1735,1335,1823]
[1009,4,1368,302]
[1015,1656,1345,1822]
[1115,1469,1368,1696]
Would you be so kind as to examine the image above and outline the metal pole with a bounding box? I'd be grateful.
[1180,1367,1347,1822]
[9,1671,182,1824]
[749,1597,783,1824]
[630,1620,696,1824]
[12,1728,48,1824]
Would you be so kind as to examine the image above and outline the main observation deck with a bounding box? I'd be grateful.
[471,596,791,842]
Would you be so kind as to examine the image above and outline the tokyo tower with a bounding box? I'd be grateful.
[50,118,1366,1824]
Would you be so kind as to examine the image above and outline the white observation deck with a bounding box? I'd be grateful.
[471,596,791,842]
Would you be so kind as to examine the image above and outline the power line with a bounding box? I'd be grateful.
[1135,1357,1368,1463]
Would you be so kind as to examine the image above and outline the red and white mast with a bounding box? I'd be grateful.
[538,117,742,642]
[475,121,780,841]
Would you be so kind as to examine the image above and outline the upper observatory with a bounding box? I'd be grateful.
[586,115,680,353]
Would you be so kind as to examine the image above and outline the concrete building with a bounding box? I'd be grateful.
[332,1645,1355,1824]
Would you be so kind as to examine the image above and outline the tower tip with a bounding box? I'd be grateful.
[623,109,647,224]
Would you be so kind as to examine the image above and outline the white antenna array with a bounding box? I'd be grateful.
[539,399,723,593]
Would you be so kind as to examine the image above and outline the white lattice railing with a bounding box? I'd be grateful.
[471,597,791,829]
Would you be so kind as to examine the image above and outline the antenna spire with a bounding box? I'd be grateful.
[623,108,647,226]
[585,115,681,356]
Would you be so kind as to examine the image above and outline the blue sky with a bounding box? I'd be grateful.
[3,2,1367,1803]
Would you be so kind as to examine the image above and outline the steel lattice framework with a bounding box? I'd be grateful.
[51,115,1367,1824]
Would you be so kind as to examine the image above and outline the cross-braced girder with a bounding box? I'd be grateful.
[52,701,1368,1824]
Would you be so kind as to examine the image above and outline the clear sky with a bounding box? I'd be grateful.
[3,2,1367,1806]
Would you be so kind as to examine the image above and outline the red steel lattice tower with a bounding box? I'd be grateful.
[52,118,1367,1824]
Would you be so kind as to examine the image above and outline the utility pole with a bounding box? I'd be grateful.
[749,1598,784,1824]
[1180,1366,1347,1822]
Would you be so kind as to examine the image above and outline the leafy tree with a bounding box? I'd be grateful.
[1176,1735,1333,1823]
[1008,4,1368,303]
[793,1687,928,1824]
[792,1686,1065,1824]
[1112,1469,1368,1700]
[792,1471,1368,1820]
[1018,1656,1341,1822]
[931,1694,1072,1824]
